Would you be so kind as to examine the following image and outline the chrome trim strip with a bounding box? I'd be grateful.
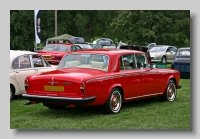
[86,72,140,83]
[125,92,163,100]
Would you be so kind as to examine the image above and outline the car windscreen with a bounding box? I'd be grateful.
[58,54,109,71]
[42,45,68,52]
[149,46,167,52]
[176,49,190,57]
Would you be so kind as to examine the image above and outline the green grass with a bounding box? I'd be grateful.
[10,79,190,130]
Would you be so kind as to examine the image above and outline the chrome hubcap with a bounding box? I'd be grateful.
[110,90,121,112]
[162,57,166,63]
[167,83,176,101]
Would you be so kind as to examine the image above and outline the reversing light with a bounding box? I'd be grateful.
[80,82,85,90]
[80,82,85,96]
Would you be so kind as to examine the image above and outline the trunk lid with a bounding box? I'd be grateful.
[29,68,106,97]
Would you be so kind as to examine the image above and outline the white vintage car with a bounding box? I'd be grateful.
[10,50,56,101]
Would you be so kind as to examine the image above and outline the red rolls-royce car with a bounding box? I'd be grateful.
[22,49,182,114]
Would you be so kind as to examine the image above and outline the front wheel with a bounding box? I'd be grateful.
[161,80,177,102]
[103,88,122,114]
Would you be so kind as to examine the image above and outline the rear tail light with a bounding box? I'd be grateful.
[24,79,29,91]
[80,82,85,96]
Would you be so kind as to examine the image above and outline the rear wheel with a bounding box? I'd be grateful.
[103,88,122,114]
[161,56,167,63]
[10,86,15,101]
[161,80,177,102]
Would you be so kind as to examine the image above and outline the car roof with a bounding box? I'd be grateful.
[178,47,190,50]
[10,50,37,58]
[10,50,38,66]
[156,45,176,47]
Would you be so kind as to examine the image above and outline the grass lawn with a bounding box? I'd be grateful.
[10,78,190,130]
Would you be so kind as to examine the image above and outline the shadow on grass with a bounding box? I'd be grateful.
[27,97,162,118]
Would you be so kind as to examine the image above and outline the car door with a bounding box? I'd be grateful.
[15,54,36,93]
[135,53,159,96]
[31,54,53,74]
[166,46,176,62]
[119,54,141,98]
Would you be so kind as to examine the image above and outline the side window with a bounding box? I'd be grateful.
[135,54,150,69]
[120,54,136,70]
[12,57,19,69]
[166,47,173,52]
[75,45,82,50]
[60,46,68,52]
[32,54,45,67]
[19,55,31,69]
[70,46,76,52]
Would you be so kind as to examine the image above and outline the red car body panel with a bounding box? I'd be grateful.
[23,49,181,108]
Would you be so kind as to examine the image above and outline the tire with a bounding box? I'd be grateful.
[161,56,167,64]
[10,86,15,101]
[161,80,177,102]
[103,88,122,114]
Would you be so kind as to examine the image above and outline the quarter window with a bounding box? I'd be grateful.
[12,58,19,69]
[135,54,150,69]
[19,55,31,69]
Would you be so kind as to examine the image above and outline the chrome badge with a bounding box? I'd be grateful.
[48,77,58,86]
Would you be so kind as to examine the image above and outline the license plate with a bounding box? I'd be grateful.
[44,85,64,92]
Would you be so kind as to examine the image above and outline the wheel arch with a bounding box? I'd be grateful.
[10,78,19,95]
[107,84,124,102]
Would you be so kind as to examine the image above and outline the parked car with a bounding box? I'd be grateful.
[144,43,156,50]
[37,43,82,65]
[76,43,93,49]
[171,47,190,78]
[117,44,151,61]
[22,49,181,114]
[93,43,116,49]
[93,38,114,45]
[149,45,178,63]
[10,50,56,101]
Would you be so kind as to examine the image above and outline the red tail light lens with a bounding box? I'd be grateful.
[80,82,85,96]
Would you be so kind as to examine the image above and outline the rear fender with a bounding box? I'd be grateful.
[103,83,123,104]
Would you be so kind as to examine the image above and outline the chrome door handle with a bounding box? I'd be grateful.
[122,74,128,76]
